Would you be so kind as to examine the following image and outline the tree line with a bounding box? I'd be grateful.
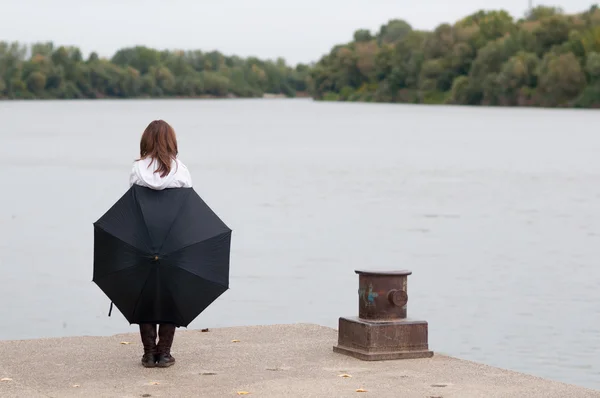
[309,5,600,108]
[6,5,600,108]
[0,42,310,99]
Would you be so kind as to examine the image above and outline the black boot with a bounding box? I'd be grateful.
[139,323,157,368]
[156,323,176,368]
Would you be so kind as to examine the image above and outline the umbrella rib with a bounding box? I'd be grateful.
[160,231,231,286]
[131,264,155,323]
[95,224,150,256]
[177,266,229,290]
[92,262,149,283]
[133,188,155,253]
[93,225,151,279]
[162,230,232,257]
[157,189,191,254]
[160,272,188,325]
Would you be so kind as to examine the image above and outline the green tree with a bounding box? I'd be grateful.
[140,74,157,96]
[532,15,571,55]
[354,41,379,81]
[111,46,161,74]
[31,42,54,57]
[153,66,176,94]
[26,71,47,95]
[466,38,516,104]
[525,6,564,21]
[423,24,455,59]
[586,51,600,80]
[458,10,515,44]
[481,73,502,105]
[203,71,230,96]
[496,51,539,105]
[87,52,99,63]
[537,52,586,106]
[354,29,373,42]
[450,75,470,104]
[377,20,412,45]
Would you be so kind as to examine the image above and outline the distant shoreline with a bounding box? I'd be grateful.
[310,6,600,109]
[0,44,310,102]
[0,92,312,101]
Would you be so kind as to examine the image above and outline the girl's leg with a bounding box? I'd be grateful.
[139,323,158,368]
[156,323,176,367]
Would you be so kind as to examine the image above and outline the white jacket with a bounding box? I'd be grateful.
[129,157,193,190]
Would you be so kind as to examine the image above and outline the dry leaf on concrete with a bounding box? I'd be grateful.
[339,374,352,378]
[231,339,241,343]
[150,381,160,385]
[237,391,250,395]
[356,388,368,393]
[72,385,80,388]
[0,378,13,382]
[120,341,131,345]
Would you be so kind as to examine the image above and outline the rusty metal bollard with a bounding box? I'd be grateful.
[333,270,434,361]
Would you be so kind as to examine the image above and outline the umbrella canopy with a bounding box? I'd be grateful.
[93,185,231,327]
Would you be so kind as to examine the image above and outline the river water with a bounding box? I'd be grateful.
[0,99,599,389]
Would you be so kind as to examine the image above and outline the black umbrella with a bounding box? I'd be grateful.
[93,185,231,327]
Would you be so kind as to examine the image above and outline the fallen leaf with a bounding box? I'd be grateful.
[72,384,80,388]
[356,388,368,393]
[0,378,13,382]
[231,339,241,343]
[237,392,250,395]
[201,328,209,332]
[120,342,131,345]
[339,374,352,378]
[150,381,160,385]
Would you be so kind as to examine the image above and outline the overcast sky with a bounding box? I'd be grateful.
[1,0,597,64]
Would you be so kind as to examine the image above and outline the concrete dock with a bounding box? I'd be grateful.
[0,324,598,398]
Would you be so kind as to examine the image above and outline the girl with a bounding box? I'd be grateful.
[129,119,192,368]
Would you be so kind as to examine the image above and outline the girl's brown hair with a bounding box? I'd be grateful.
[139,120,179,178]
